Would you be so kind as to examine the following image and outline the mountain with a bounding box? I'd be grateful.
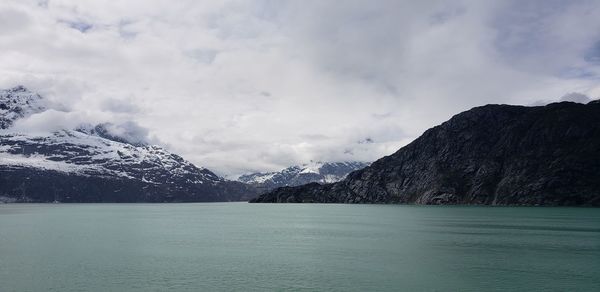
[0,86,256,203]
[251,101,600,206]
[238,161,369,192]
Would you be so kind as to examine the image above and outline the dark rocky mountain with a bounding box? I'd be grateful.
[251,101,600,206]
[0,86,256,203]
[238,161,369,192]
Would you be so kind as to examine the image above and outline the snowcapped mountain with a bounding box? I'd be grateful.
[238,161,369,192]
[0,86,256,202]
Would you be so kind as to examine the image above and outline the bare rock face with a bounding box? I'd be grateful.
[252,101,600,206]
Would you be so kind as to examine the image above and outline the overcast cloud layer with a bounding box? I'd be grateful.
[1,0,600,177]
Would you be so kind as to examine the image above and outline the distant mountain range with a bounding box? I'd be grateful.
[0,86,255,202]
[252,101,600,206]
[4,86,599,206]
[238,161,369,192]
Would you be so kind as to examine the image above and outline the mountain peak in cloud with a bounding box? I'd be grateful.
[0,85,47,129]
[76,121,150,147]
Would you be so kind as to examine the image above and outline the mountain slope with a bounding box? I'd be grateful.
[238,161,369,192]
[0,86,256,203]
[251,101,600,206]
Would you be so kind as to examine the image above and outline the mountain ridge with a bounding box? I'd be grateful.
[251,101,600,206]
[0,86,256,203]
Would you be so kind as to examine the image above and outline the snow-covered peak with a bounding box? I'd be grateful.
[238,161,369,190]
[0,86,46,129]
[299,161,322,174]
[298,161,370,176]
[0,130,221,184]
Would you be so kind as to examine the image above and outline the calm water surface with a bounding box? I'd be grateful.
[0,203,599,291]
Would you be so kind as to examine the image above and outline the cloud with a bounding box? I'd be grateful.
[103,121,152,145]
[10,109,89,134]
[61,20,93,33]
[10,107,157,148]
[1,0,600,177]
[0,7,31,34]
[531,91,593,106]
[76,121,153,146]
[100,97,140,113]
[559,92,592,103]
[184,49,218,64]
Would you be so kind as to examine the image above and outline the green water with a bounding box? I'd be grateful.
[0,203,598,291]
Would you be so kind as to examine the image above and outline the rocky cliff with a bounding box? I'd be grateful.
[251,101,600,206]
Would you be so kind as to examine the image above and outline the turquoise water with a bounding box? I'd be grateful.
[0,203,599,291]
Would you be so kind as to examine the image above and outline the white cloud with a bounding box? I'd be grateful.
[10,109,88,134]
[1,0,600,177]
[559,92,592,103]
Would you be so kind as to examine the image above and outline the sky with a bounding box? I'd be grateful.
[1,0,600,177]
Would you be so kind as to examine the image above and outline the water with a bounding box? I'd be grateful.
[0,203,599,291]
